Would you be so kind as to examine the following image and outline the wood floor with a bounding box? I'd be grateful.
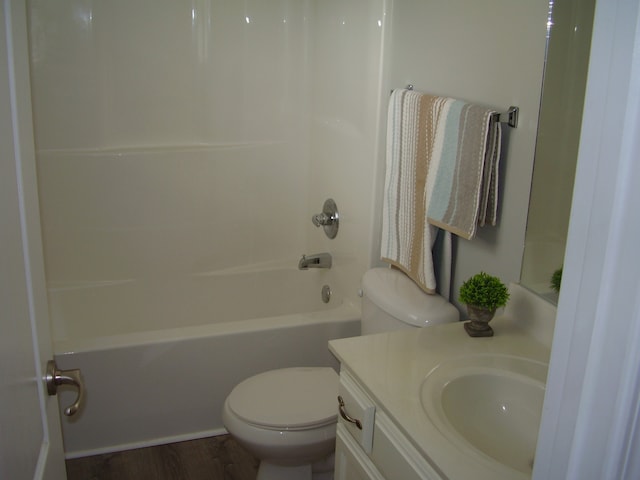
[65,435,258,480]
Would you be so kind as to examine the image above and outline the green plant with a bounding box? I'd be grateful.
[459,272,510,311]
[550,267,563,292]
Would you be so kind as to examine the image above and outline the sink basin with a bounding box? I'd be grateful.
[420,355,547,474]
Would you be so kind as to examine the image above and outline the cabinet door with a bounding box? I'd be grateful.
[335,424,386,480]
[372,411,444,480]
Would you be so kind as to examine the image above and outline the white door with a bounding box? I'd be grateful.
[1,0,67,478]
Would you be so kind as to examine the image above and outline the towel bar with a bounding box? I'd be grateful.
[393,85,519,128]
[493,106,519,128]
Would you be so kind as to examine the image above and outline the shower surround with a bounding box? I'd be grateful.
[28,0,385,455]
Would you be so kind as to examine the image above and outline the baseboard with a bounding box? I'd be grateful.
[64,427,229,459]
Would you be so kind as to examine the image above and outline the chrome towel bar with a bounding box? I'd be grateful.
[392,84,519,128]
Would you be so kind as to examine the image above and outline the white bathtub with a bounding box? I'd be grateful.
[52,264,360,458]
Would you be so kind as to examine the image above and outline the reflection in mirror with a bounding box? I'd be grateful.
[520,0,596,303]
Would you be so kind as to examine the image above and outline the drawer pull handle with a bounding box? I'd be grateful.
[338,395,362,430]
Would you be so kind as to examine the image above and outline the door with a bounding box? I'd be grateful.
[0,0,67,478]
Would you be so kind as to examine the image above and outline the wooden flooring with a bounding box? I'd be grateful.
[65,435,258,480]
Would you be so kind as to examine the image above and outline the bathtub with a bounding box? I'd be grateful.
[52,263,361,458]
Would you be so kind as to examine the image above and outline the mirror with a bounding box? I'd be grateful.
[520,0,596,303]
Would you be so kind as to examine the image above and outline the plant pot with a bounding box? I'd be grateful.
[463,304,496,337]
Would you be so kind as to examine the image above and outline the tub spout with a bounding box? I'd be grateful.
[298,253,332,270]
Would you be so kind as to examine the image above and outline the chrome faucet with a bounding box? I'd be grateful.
[298,252,332,270]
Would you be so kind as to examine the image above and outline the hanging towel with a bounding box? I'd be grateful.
[381,89,442,294]
[424,94,502,239]
[381,89,502,294]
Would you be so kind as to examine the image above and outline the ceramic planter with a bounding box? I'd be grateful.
[463,304,496,337]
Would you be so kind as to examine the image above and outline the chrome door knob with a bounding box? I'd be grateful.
[45,360,85,416]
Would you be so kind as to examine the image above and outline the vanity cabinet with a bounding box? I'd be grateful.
[335,369,444,480]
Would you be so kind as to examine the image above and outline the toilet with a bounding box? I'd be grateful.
[222,267,459,480]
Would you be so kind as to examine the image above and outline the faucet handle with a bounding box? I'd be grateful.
[312,199,339,239]
[312,213,333,227]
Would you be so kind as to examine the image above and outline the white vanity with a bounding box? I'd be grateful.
[329,286,554,480]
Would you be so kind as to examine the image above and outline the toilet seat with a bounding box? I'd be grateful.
[226,367,338,430]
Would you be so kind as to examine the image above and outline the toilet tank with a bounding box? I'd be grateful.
[361,268,459,335]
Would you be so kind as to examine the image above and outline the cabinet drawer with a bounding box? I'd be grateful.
[337,369,376,454]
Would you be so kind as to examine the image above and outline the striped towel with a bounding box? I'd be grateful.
[381,89,502,293]
[426,94,502,239]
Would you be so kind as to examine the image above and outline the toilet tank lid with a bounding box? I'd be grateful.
[362,268,459,327]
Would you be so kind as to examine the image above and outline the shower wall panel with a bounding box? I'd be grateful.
[29,0,314,289]
[28,0,311,149]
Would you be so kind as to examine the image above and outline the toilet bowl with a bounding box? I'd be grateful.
[222,267,459,479]
[222,367,338,480]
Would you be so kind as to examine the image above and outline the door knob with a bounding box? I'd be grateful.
[45,360,85,416]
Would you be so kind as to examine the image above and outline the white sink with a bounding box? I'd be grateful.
[420,354,548,474]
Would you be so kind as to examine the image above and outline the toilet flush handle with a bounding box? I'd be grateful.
[45,360,85,416]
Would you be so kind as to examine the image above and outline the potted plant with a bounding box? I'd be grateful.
[550,267,562,293]
[459,272,510,337]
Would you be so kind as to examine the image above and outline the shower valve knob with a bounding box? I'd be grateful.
[312,212,335,227]
[312,199,339,239]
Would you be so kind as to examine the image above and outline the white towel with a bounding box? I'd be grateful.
[381,89,440,293]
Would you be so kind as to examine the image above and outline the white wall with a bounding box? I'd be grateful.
[28,0,386,326]
[305,0,385,302]
[30,0,312,287]
[377,0,550,309]
[29,0,312,149]
[31,0,555,328]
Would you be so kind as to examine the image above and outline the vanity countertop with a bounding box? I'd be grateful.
[329,316,551,480]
